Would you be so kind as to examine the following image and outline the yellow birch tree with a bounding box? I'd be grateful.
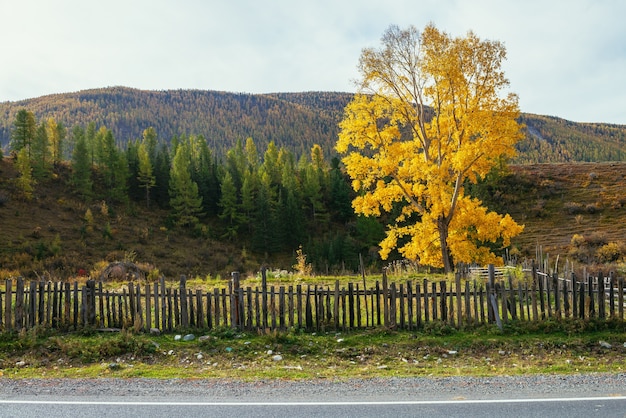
[336,24,524,272]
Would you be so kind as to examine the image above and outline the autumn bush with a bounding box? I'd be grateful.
[568,232,624,265]
[596,242,625,264]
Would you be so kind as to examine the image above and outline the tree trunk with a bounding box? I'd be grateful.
[438,217,454,273]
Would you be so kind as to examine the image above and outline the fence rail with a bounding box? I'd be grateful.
[1,266,624,334]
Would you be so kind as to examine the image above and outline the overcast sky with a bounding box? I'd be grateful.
[1,0,624,124]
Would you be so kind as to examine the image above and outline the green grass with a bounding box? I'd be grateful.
[2,319,625,380]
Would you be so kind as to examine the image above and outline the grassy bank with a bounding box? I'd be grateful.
[1,319,625,380]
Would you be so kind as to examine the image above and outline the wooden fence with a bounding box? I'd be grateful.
[1,265,625,333]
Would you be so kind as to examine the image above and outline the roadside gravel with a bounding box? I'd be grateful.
[2,374,625,402]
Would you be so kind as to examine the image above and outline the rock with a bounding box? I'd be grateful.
[182,334,195,341]
[174,335,182,341]
[267,350,273,355]
[198,335,212,342]
[99,261,147,281]
[272,355,283,361]
[447,350,458,355]
[599,341,612,349]
[15,361,26,367]
[149,328,161,335]
[108,362,121,370]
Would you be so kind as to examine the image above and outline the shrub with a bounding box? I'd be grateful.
[570,234,585,247]
[585,202,602,214]
[596,242,624,263]
[586,231,608,247]
[564,201,585,215]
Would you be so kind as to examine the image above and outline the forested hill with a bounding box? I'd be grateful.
[1,86,625,162]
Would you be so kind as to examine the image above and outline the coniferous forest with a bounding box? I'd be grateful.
[1,104,385,279]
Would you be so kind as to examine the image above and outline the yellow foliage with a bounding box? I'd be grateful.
[337,24,524,271]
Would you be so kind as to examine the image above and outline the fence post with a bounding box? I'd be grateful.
[456,273,463,328]
[333,280,340,330]
[15,277,25,330]
[4,279,11,331]
[487,265,495,323]
[179,275,188,328]
[609,272,615,318]
[261,267,268,329]
[230,272,241,329]
[588,274,595,318]
[531,263,538,321]
[382,268,389,327]
[598,271,605,319]
[572,272,578,318]
[619,278,624,320]
[553,272,560,318]
[29,281,36,328]
[87,280,96,326]
[0,282,3,328]
[490,293,503,331]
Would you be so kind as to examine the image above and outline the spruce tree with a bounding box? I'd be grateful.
[71,125,92,198]
[31,121,51,179]
[137,142,156,208]
[100,129,128,202]
[218,171,241,241]
[153,144,171,208]
[251,172,276,254]
[169,143,203,227]
[10,109,36,159]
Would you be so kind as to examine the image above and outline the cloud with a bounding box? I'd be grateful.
[0,0,624,123]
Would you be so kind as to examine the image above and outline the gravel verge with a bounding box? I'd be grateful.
[2,374,625,402]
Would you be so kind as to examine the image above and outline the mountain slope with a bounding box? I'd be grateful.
[1,87,625,162]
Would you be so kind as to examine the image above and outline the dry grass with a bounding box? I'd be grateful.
[2,158,626,282]
[506,163,626,261]
[0,159,282,281]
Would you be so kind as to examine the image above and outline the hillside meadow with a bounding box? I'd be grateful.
[2,155,626,282]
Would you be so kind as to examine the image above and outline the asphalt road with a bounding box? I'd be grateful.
[2,397,626,418]
[1,374,626,417]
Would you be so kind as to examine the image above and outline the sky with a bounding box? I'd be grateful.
[1,0,624,124]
